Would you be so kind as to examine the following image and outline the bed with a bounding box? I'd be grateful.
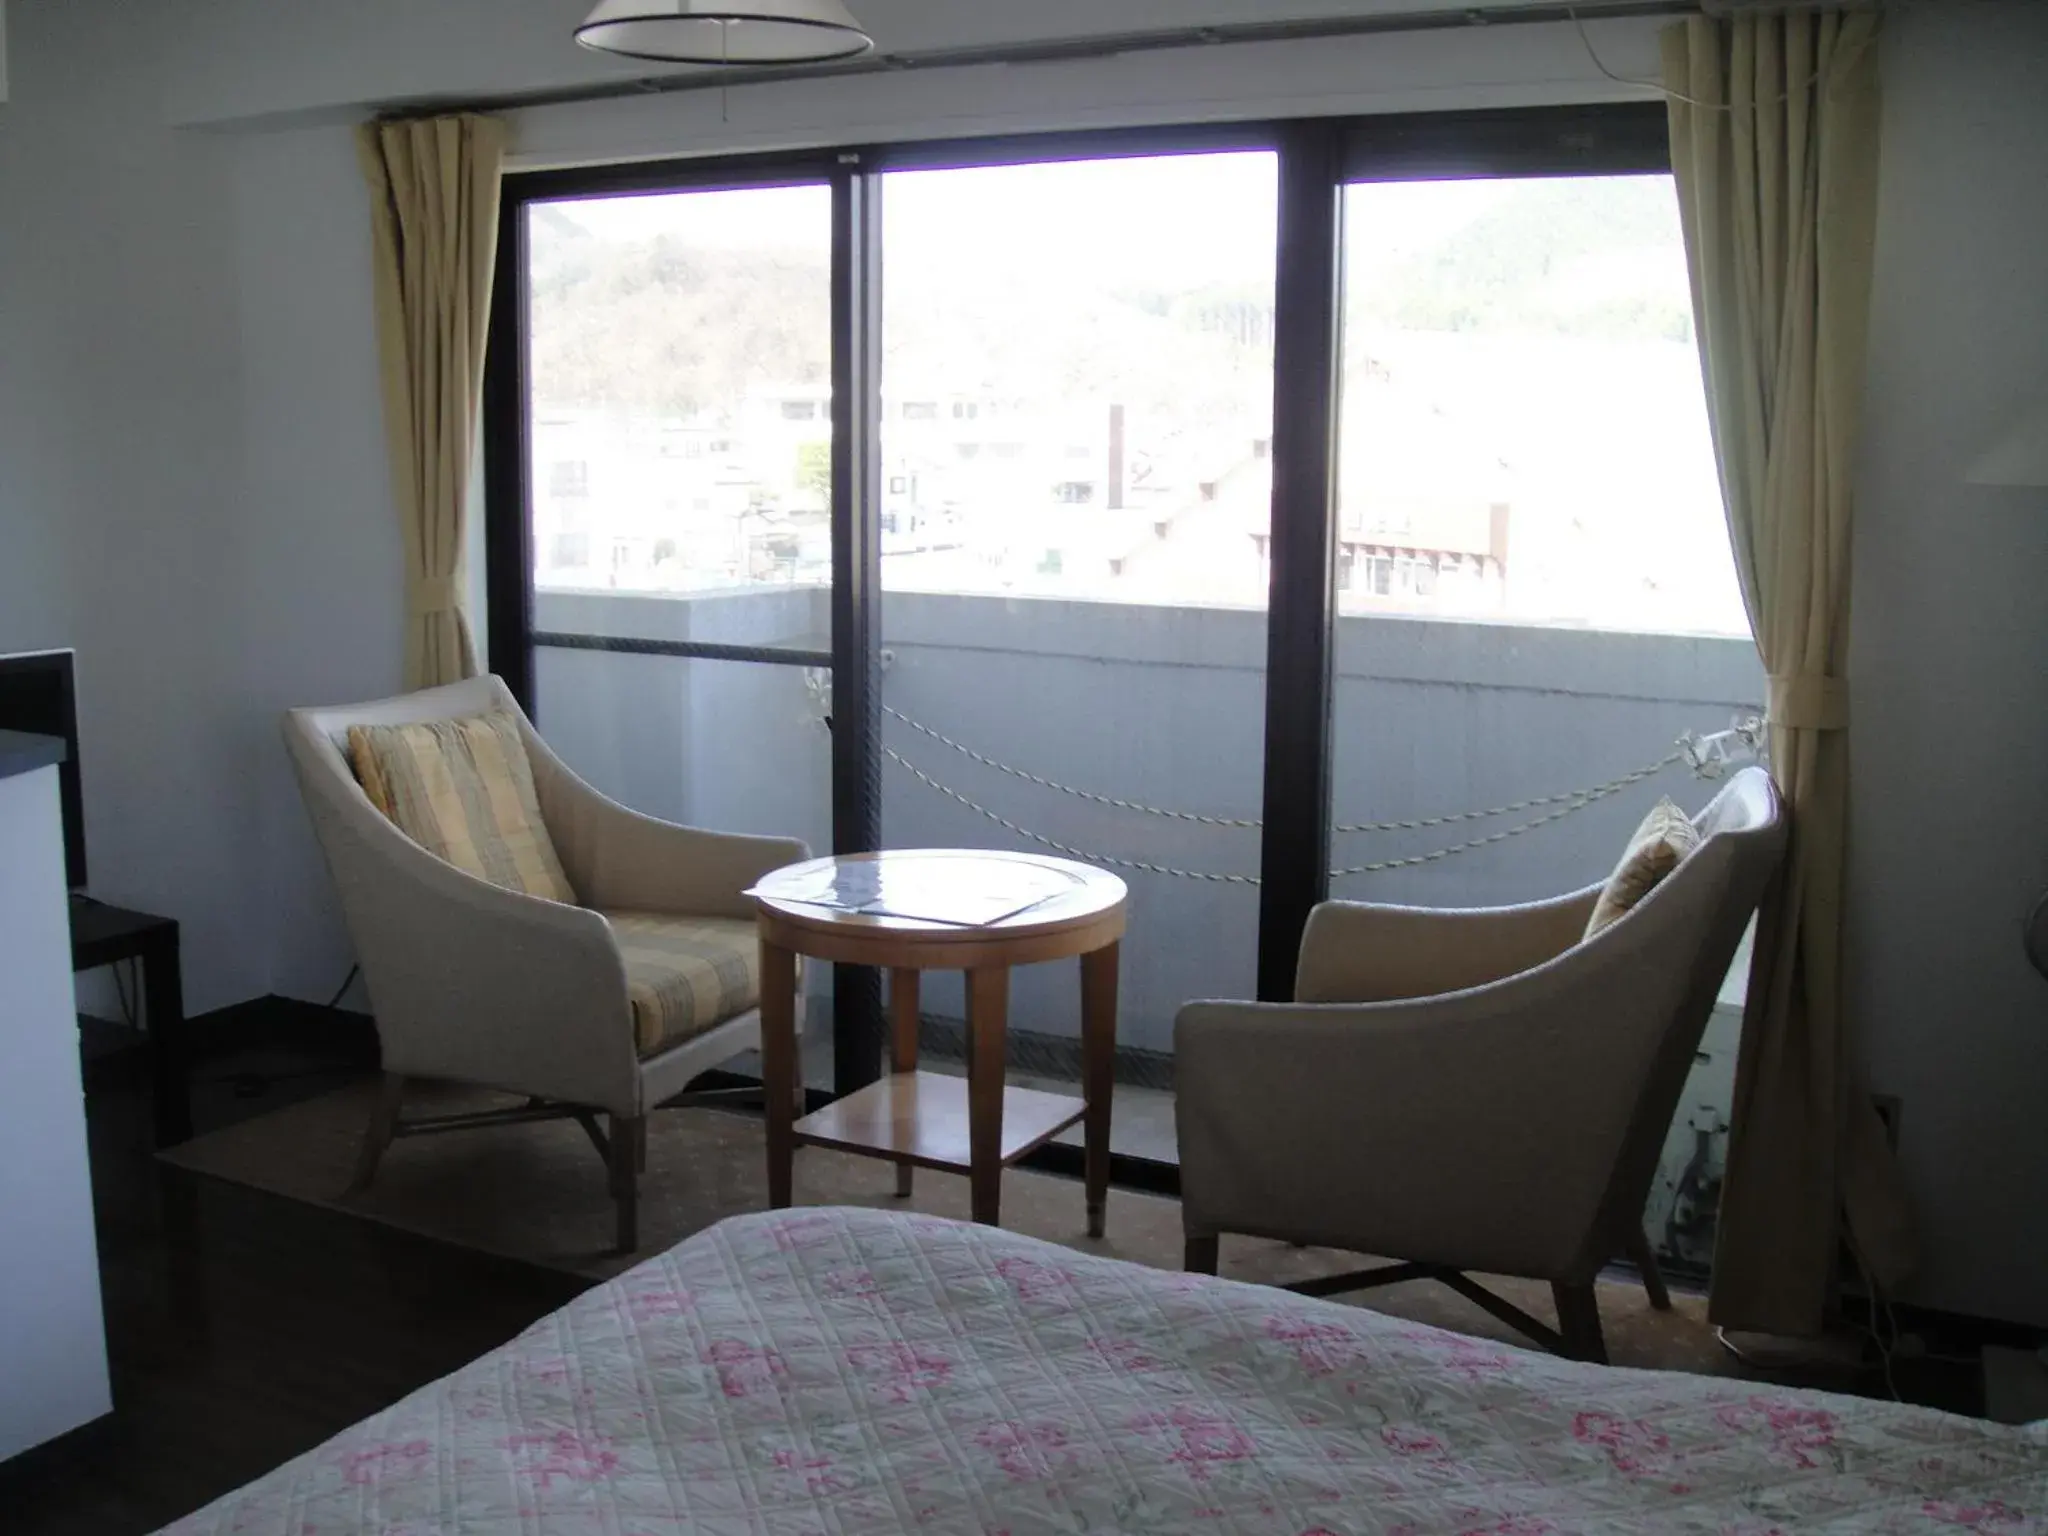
[158,1206,2047,1534]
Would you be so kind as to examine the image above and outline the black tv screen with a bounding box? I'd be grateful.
[0,650,86,890]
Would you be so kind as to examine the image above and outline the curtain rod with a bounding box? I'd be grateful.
[407,1,1698,118]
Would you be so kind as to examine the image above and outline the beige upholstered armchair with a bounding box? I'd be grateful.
[1175,767,1785,1363]
[283,675,808,1252]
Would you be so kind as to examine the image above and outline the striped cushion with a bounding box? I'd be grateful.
[347,711,577,905]
[1584,796,1700,939]
[602,912,761,1058]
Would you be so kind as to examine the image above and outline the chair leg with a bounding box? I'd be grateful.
[1185,1235,1220,1275]
[348,1073,407,1194]
[1552,1282,1608,1365]
[610,1113,642,1254]
[1626,1228,1673,1311]
[633,1117,649,1176]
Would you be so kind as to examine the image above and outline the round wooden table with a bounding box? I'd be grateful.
[752,849,1127,1234]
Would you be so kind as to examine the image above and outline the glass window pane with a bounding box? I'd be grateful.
[1338,175,1745,636]
[882,154,1278,608]
[526,183,832,652]
[534,651,829,850]
[879,152,1279,1164]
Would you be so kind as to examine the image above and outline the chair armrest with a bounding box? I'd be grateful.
[330,815,649,1114]
[1175,939,1680,1279]
[522,727,809,919]
[1295,886,1600,1002]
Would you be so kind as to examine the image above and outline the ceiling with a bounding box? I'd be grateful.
[161,0,1639,127]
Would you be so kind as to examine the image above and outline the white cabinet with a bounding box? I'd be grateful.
[0,755,110,1461]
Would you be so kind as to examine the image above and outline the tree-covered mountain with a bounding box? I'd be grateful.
[527,176,1693,417]
[1354,177,1695,343]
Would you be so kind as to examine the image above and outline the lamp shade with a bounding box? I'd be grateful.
[576,0,873,64]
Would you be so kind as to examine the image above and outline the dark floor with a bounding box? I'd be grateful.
[1,1007,2013,1534]
[2,1023,589,1536]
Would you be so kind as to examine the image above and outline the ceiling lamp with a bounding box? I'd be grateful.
[576,1,874,65]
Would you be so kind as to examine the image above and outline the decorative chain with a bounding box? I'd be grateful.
[885,740,1692,886]
[1327,751,1687,878]
[1335,756,1677,834]
[885,706,1262,828]
[885,704,1694,837]
[884,747,1262,884]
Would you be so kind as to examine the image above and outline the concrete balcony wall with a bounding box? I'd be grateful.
[1329,613,1767,911]
[534,585,834,857]
[882,593,1272,1061]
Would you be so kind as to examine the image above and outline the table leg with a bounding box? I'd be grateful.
[146,929,191,1148]
[890,968,920,1198]
[760,938,800,1210]
[1080,940,1119,1239]
[964,967,1009,1226]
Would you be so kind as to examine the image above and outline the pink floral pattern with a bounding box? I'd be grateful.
[704,1339,787,1400]
[1717,1396,1842,1471]
[1267,1315,1366,1377]
[500,1432,620,1488]
[994,1253,1075,1303]
[157,1208,2048,1535]
[336,1441,431,1488]
[1130,1406,1258,1482]
[975,1421,1086,1482]
[1574,1411,1689,1494]
[1920,1500,2043,1532]
[846,1342,953,1403]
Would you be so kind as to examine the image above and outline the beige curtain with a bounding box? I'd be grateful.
[1663,14,1914,1337]
[358,115,508,690]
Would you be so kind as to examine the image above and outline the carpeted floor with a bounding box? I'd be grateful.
[165,1077,1739,1376]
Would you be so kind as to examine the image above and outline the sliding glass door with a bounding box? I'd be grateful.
[874,151,1278,1158]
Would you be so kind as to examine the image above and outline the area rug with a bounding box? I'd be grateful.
[164,1076,1736,1376]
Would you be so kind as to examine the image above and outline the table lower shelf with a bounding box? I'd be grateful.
[793,1071,1088,1174]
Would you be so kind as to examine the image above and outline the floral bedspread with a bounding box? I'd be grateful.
[159,1206,2048,1534]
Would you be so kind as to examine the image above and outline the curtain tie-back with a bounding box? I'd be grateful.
[1767,672,1850,731]
[410,575,461,616]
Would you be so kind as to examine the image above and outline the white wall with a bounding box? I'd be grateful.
[0,1,268,1013]
[229,124,405,1005]
[3,0,2046,1323]
[1848,2,2048,1329]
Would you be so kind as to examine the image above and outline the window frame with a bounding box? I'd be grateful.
[482,100,1677,1107]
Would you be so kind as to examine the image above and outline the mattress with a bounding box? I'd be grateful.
[158,1206,2048,1534]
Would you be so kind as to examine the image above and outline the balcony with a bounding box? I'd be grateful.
[533,584,1763,1273]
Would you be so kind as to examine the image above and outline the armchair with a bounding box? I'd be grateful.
[1175,767,1784,1362]
[283,675,808,1252]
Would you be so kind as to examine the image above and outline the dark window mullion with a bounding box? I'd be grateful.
[828,161,887,1097]
[1256,121,1345,1002]
[484,193,537,711]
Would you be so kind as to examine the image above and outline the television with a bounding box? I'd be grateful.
[0,649,86,891]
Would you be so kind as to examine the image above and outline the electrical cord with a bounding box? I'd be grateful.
[327,964,361,1010]
[1565,4,1879,111]
[1713,1243,1909,1402]
[112,956,138,1029]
